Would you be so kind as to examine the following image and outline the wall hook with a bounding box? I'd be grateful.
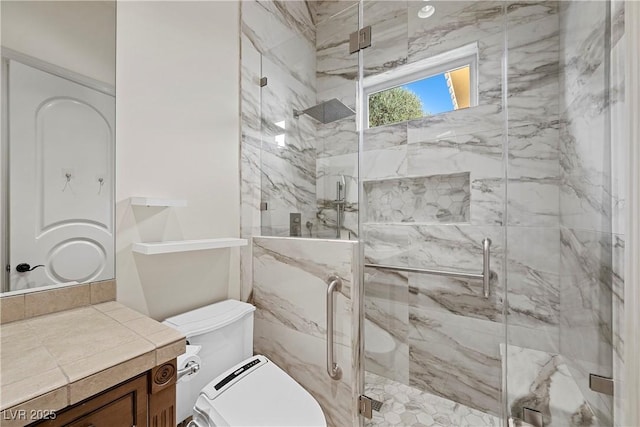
[62,172,72,192]
[97,177,104,194]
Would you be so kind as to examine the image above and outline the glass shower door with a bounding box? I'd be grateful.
[503,1,624,426]
[360,1,507,425]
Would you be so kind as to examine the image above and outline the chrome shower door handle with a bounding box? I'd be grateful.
[326,274,343,380]
[482,238,491,298]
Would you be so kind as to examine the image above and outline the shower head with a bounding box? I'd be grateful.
[293,98,355,124]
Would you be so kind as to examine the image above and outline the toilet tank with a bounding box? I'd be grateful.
[163,299,256,423]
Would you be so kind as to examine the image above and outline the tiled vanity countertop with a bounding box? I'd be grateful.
[0,302,185,419]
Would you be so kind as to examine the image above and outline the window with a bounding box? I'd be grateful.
[364,43,478,128]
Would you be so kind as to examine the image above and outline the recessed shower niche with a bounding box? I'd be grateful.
[363,172,470,224]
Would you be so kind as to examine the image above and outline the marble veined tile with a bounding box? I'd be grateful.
[362,224,411,267]
[409,307,503,416]
[242,1,316,89]
[504,344,600,427]
[362,1,408,77]
[407,127,503,179]
[316,152,358,232]
[364,266,410,385]
[363,172,470,224]
[559,0,608,108]
[407,1,504,65]
[311,1,358,27]
[407,104,504,146]
[316,118,358,158]
[507,2,560,128]
[506,226,560,331]
[560,62,624,234]
[254,321,353,427]
[471,177,505,226]
[559,227,619,424]
[408,224,503,276]
[258,1,315,42]
[364,121,407,151]
[241,32,262,146]
[253,236,356,294]
[407,224,505,322]
[507,122,560,227]
[260,143,316,231]
[361,145,408,181]
[611,233,625,427]
[316,2,359,97]
[252,236,358,427]
[261,56,316,148]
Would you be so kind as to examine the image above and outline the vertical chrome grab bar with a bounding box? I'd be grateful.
[482,238,491,298]
[326,274,343,380]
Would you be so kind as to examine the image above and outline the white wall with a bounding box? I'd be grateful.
[116,1,240,320]
[1,1,116,85]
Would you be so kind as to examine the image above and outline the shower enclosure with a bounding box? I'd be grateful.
[242,1,626,425]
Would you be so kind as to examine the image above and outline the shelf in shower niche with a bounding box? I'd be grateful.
[132,238,248,255]
[129,197,187,207]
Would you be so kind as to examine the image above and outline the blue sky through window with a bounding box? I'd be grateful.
[402,73,454,116]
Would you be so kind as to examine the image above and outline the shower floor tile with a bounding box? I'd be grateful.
[364,372,501,427]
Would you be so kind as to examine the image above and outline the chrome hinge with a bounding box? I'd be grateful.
[259,76,268,87]
[523,408,544,427]
[349,26,372,54]
[508,417,538,427]
[260,202,268,211]
[590,374,614,396]
[358,395,382,419]
[359,395,373,419]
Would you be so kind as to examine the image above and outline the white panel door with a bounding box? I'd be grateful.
[8,61,114,291]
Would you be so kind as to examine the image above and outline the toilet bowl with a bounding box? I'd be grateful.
[163,300,326,427]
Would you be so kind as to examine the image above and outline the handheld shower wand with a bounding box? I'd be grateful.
[335,175,346,238]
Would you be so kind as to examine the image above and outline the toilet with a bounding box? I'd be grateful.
[163,299,326,427]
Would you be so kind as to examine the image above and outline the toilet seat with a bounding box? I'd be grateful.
[189,355,326,427]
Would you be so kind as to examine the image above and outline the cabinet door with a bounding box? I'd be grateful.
[66,394,135,427]
[31,374,147,427]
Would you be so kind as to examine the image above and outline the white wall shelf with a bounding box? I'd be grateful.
[132,238,248,255]
[130,197,187,207]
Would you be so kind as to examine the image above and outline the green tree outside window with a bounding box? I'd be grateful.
[368,87,424,127]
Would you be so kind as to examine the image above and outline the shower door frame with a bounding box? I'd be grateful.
[624,1,640,424]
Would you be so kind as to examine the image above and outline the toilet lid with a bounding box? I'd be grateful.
[193,355,326,427]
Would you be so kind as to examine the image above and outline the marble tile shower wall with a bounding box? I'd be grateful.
[239,2,625,426]
[252,237,360,427]
[240,1,319,300]
[558,1,626,425]
[351,0,564,418]
[244,1,317,239]
[315,1,360,239]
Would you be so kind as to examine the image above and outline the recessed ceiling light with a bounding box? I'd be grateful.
[418,4,435,19]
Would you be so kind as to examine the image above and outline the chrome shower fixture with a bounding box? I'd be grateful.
[293,98,355,124]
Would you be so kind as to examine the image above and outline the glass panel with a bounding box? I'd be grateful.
[504,1,623,425]
[361,1,507,425]
[257,1,360,240]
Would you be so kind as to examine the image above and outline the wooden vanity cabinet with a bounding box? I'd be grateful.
[29,360,177,427]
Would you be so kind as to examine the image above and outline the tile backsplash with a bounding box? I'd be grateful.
[0,279,116,324]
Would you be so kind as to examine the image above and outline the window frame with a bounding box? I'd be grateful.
[363,42,479,129]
